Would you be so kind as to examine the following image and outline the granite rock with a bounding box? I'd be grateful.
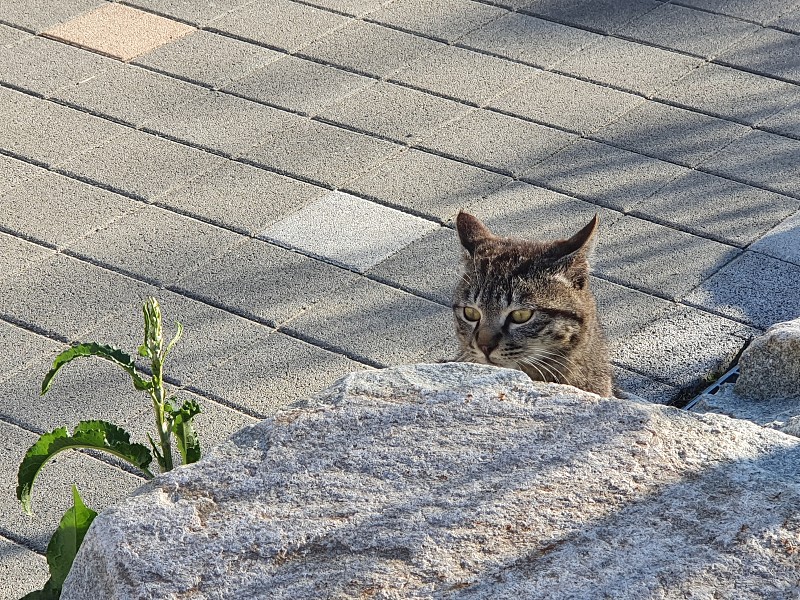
[735,317,800,400]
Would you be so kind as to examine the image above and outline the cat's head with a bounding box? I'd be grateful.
[452,212,601,378]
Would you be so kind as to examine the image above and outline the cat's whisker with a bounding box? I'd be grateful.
[517,358,549,383]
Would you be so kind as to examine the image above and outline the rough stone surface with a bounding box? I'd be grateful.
[63,363,800,599]
[735,318,800,400]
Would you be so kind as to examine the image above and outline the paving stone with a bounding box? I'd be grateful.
[298,19,442,78]
[70,205,242,286]
[0,23,32,45]
[0,170,140,249]
[750,209,800,266]
[524,138,688,211]
[670,0,799,25]
[187,331,371,417]
[42,3,195,62]
[0,232,53,286]
[0,320,57,384]
[208,0,350,52]
[612,366,681,404]
[390,45,537,106]
[0,536,47,598]
[0,86,127,167]
[319,81,470,143]
[718,27,800,84]
[134,30,282,89]
[417,109,578,177]
[260,191,438,272]
[700,129,800,198]
[0,0,104,33]
[0,253,152,341]
[617,3,759,58]
[301,0,388,16]
[344,148,511,222]
[630,170,800,247]
[174,238,361,327]
[595,100,751,167]
[459,12,601,68]
[490,70,645,135]
[593,215,740,300]
[285,277,454,365]
[224,55,373,116]
[142,91,297,157]
[655,63,800,126]
[521,0,662,34]
[760,97,800,137]
[123,0,255,26]
[244,118,401,188]
[0,154,46,197]
[0,35,117,98]
[53,64,207,128]
[775,6,800,33]
[557,36,702,97]
[159,160,327,235]
[685,251,800,329]
[367,0,506,42]
[57,129,225,201]
[591,277,676,344]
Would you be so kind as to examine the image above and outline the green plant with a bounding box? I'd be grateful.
[17,297,201,599]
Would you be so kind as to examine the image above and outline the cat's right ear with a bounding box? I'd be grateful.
[456,212,493,255]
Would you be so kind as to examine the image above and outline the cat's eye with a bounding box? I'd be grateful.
[463,306,481,322]
[509,309,533,324]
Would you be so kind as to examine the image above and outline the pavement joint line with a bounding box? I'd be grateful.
[0,526,45,558]
[276,324,389,368]
[711,57,800,88]
[668,0,800,28]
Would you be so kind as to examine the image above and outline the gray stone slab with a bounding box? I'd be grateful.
[700,130,800,198]
[133,30,282,89]
[69,205,242,286]
[490,70,645,135]
[750,209,800,266]
[0,86,126,167]
[685,251,800,329]
[556,36,702,97]
[0,0,104,32]
[612,366,681,404]
[367,0,505,42]
[142,91,297,157]
[343,148,511,222]
[655,63,800,126]
[524,138,688,211]
[593,215,741,300]
[459,12,602,68]
[595,100,751,167]
[285,277,455,365]
[174,238,360,327]
[0,232,53,286]
[390,44,537,106]
[0,421,143,554]
[298,19,442,78]
[57,129,225,201]
[300,0,387,16]
[0,23,32,45]
[53,64,207,128]
[630,170,800,247]
[260,191,439,272]
[123,0,255,26]
[187,331,371,417]
[319,81,470,143]
[591,277,676,343]
[670,0,799,25]
[224,55,373,116]
[0,536,47,599]
[775,6,800,33]
[244,118,401,188]
[0,153,46,197]
[0,320,56,384]
[522,0,662,34]
[208,0,350,52]
[158,160,327,235]
[0,35,117,97]
[760,97,800,137]
[617,3,760,58]
[0,253,152,341]
[418,109,578,177]
[0,170,140,249]
[718,27,800,84]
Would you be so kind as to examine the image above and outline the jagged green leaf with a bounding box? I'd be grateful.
[45,486,97,591]
[41,343,151,395]
[17,421,153,515]
[169,398,201,465]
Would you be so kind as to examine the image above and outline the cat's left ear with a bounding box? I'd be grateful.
[553,214,599,288]
[456,211,493,255]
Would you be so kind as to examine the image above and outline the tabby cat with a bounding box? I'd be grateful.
[452,212,613,397]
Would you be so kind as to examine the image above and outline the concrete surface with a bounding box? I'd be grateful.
[1,0,799,596]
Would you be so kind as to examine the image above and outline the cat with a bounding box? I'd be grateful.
[452,211,613,397]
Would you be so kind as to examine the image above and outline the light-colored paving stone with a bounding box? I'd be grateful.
[775,5,800,32]
[0,320,56,384]
[123,0,255,26]
[301,0,388,17]
[224,55,373,116]
[521,0,662,34]
[760,96,800,137]
[0,154,46,197]
[134,30,282,89]
[260,191,439,272]
[418,109,578,177]
[717,27,800,84]
[671,0,799,25]
[524,138,688,211]
[557,35,702,97]
[0,0,104,33]
[630,171,800,247]
[612,366,680,404]
[0,233,53,286]
[750,210,800,266]
[42,3,195,62]
[298,19,442,78]
[0,535,48,600]
[490,70,645,134]
[367,0,506,42]
[0,23,32,45]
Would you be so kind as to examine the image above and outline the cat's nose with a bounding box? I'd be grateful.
[479,342,497,358]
